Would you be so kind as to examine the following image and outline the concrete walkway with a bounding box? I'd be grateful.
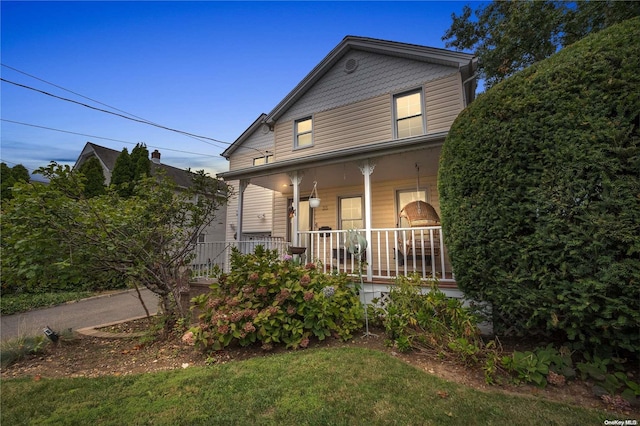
[0,288,159,341]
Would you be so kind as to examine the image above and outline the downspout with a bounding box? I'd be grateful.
[461,57,479,107]
[461,72,477,107]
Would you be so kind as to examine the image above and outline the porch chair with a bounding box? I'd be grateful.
[397,201,441,266]
[399,200,440,227]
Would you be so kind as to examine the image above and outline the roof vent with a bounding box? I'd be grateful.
[344,58,358,74]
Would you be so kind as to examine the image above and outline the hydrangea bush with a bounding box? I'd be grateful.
[191,246,363,350]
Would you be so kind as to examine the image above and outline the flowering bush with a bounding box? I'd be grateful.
[191,246,362,350]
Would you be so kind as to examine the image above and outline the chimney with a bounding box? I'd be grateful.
[151,149,161,164]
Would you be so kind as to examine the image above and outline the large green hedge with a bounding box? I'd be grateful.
[439,18,639,356]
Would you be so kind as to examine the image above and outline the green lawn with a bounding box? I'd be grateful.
[1,347,620,425]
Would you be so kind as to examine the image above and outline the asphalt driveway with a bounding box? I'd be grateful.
[0,288,159,341]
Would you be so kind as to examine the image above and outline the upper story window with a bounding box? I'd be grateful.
[394,89,425,139]
[294,117,313,148]
[253,155,273,166]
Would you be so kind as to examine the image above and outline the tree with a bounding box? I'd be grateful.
[11,164,30,183]
[78,157,106,198]
[442,1,640,88]
[130,143,151,181]
[110,145,151,197]
[16,162,230,325]
[438,18,640,355]
[1,166,120,294]
[1,163,30,200]
[110,148,134,197]
[1,163,16,200]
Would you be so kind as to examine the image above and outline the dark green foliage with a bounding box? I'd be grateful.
[0,163,16,200]
[1,162,227,321]
[439,19,640,355]
[442,1,640,88]
[0,291,92,315]
[78,157,106,198]
[1,162,30,200]
[10,164,30,183]
[192,246,362,351]
[110,144,151,197]
[1,165,125,294]
[110,147,134,197]
[130,143,151,181]
[370,274,481,359]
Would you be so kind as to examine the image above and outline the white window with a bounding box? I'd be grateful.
[394,90,425,138]
[294,117,313,148]
[253,155,273,166]
[339,196,363,229]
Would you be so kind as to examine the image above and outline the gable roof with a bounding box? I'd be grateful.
[221,36,477,161]
[221,113,267,159]
[264,36,477,125]
[75,142,120,172]
[74,142,196,189]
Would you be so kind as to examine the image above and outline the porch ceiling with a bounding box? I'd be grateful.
[248,145,442,195]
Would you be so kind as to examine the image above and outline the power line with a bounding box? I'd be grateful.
[1,77,232,147]
[2,63,151,123]
[1,63,227,148]
[1,119,224,159]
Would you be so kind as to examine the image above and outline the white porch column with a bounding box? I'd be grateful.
[288,171,303,246]
[237,179,249,242]
[359,159,376,281]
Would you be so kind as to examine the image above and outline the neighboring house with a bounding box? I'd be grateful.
[218,36,477,297]
[74,142,227,243]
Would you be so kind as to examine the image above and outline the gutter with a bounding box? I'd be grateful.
[217,131,448,181]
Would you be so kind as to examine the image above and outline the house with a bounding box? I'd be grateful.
[217,36,477,299]
[74,142,227,244]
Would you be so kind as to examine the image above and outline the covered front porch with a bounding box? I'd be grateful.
[217,137,456,288]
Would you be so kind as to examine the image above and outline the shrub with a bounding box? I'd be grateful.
[191,246,362,351]
[371,274,482,364]
[439,18,640,355]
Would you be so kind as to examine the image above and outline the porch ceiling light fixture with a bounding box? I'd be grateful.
[309,181,321,208]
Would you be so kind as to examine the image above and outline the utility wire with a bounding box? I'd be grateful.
[1,63,226,148]
[1,119,224,159]
[2,63,152,123]
[1,77,231,147]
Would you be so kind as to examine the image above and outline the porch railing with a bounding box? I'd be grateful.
[298,227,453,284]
[190,227,453,284]
[190,237,289,278]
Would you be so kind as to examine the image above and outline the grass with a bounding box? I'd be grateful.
[1,347,621,425]
[0,291,93,315]
[0,335,48,368]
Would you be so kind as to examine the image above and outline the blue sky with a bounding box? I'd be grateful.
[1,1,480,178]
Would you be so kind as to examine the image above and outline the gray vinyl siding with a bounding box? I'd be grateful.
[230,53,463,170]
[225,181,274,238]
[225,179,239,241]
[425,73,465,134]
[274,94,391,162]
[273,192,289,239]
[241,184,274,233]
[229,127,275,170]
[279,50,455,122]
